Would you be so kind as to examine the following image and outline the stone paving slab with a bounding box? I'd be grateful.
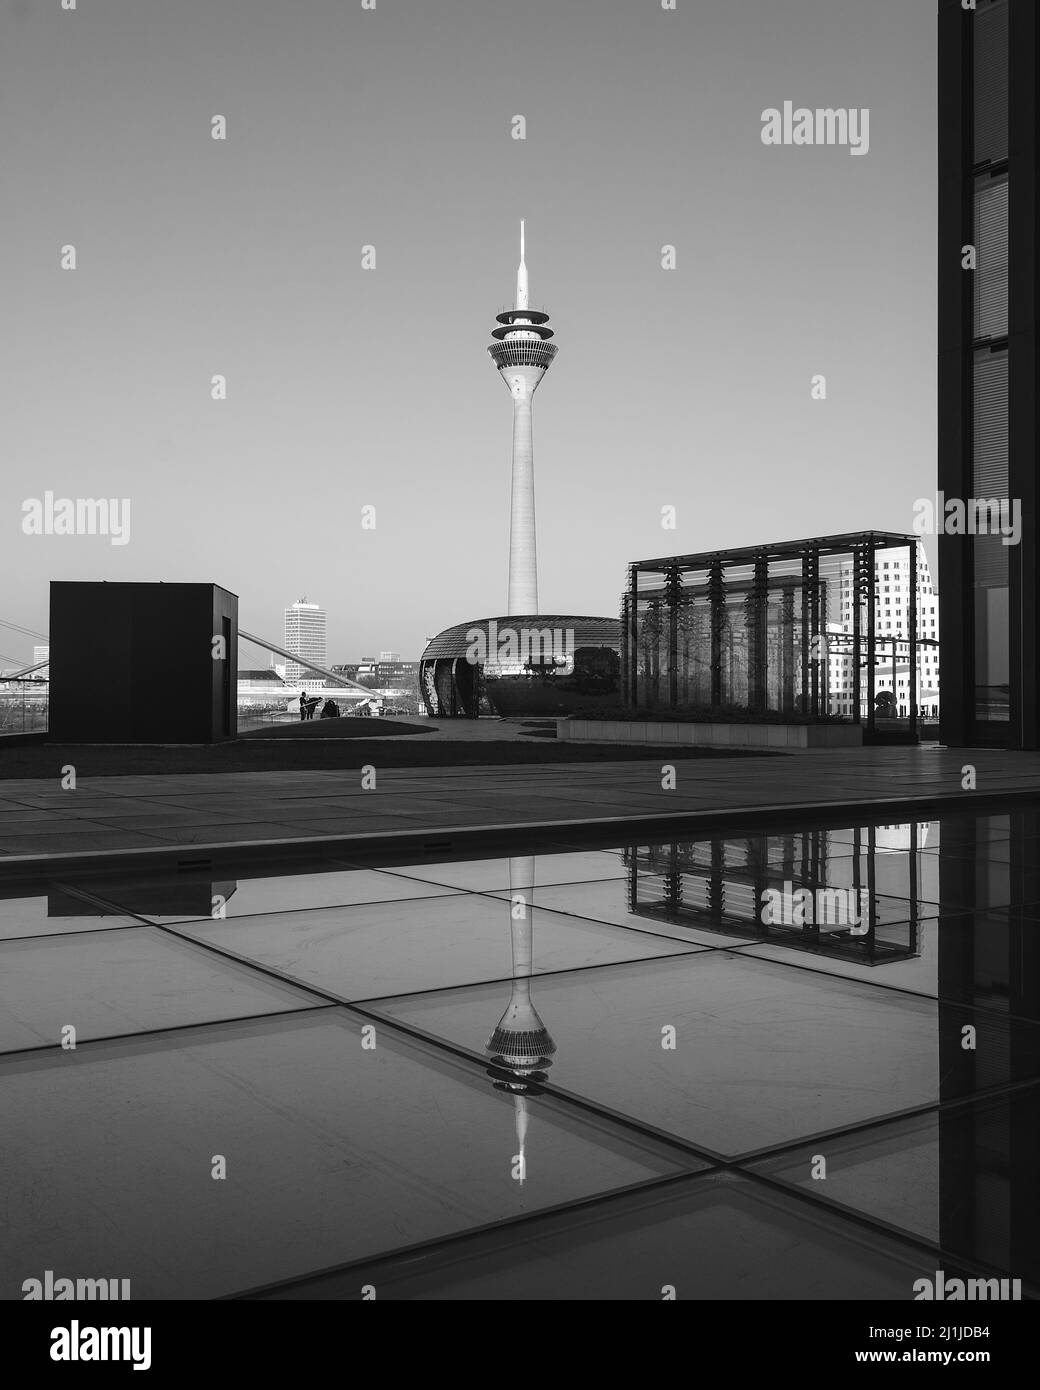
[0,745,1036,879]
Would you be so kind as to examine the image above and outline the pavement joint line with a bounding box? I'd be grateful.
[233,1074,1039,1301]
[224,1168,721,1301]
[0,1002,337,1064]
[60,884,728,1171]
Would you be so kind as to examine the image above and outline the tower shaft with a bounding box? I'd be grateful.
[508,387,538,614]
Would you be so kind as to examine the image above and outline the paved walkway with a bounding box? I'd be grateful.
[1,745,1039,876]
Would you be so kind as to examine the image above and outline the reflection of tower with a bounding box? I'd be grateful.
[485,855,557,1185]
[488,222,558,615]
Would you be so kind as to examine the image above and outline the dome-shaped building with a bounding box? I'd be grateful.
[419,614,621,718]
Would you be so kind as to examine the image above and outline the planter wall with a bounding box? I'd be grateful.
[557,718,863,749]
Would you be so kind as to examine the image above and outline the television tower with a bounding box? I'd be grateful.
[488,221,558,615]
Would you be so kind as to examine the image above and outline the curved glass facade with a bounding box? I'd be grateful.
[419,616,621,718]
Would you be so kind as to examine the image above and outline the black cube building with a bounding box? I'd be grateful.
[49,581,238,743]
[939,0,1038,745]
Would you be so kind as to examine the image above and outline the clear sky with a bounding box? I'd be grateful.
[1,0,935,666]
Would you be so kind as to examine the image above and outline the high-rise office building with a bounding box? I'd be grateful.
[283,598,327,690]
[939,0,1037,745]
[33,644,50,677]
[488,222,557,615]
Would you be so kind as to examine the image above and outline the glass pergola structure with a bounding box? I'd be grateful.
[621,531,929,741]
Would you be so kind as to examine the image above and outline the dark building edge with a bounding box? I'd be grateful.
[938,0,1039,747]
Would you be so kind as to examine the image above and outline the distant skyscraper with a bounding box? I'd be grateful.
[283,598,326,689]
[33,644,50,676]
[488,222,557,615]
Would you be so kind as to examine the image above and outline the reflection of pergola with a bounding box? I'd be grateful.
[624,825,924,965]
[623,531,925,741]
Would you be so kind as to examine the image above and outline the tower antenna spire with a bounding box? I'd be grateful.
[516,219,529,311]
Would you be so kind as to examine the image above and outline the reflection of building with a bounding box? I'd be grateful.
[936,806,1040,1286]
[623,532,931,740]
[284,599,326,691]
[420,615,620,717]
[939,0,1035,745]
[47,878,237,919]
[488,223,557,615]
[484,857,557,1186]
[625,824,931,965]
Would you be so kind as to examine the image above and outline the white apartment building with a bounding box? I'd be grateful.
[827,547,940,721]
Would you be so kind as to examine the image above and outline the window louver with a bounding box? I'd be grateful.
[974,0,1009,167]
[972,348,1009,588]
[974,176,1008,339]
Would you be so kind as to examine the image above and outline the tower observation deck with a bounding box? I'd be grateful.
[487,221,557,615]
